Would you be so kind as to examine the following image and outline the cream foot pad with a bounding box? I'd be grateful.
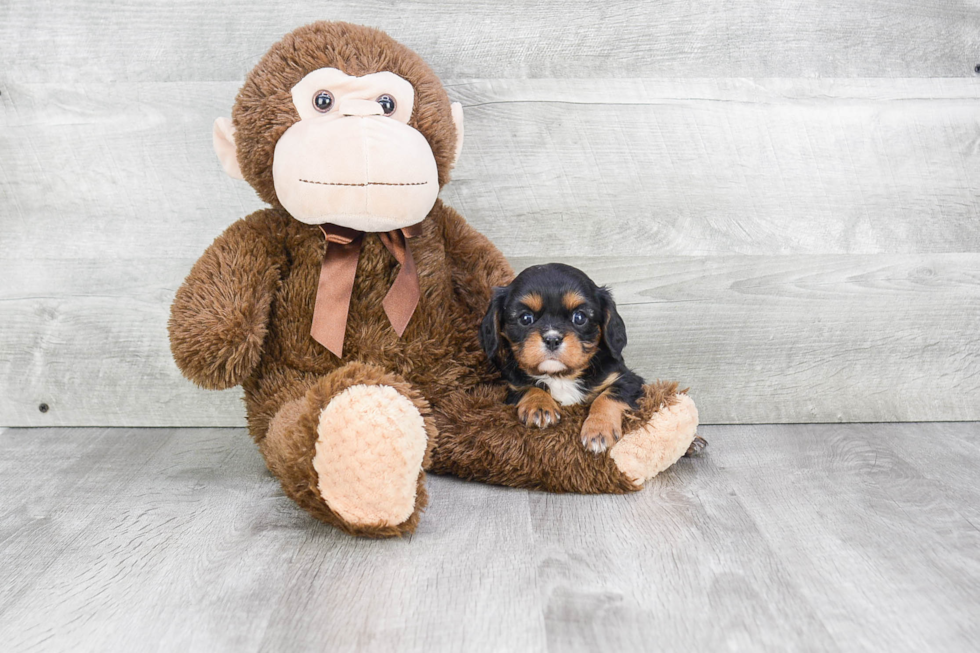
[610,394,699,486]
[313,384,428,527]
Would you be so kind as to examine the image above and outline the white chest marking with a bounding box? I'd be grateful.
[533,375,587,406]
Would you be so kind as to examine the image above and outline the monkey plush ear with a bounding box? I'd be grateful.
[450,102,464,169]
[479,286,507,361]
[213,117,244,180]
[598,287,628,362]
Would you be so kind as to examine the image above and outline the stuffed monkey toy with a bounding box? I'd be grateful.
[168,21,700,537]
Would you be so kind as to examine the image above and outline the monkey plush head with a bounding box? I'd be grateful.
[213,21,464,232]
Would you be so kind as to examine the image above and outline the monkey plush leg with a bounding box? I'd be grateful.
[428,381,697,493]
[259,362,435,537]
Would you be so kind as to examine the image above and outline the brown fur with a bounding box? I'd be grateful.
[427,380,683,493]
[562,291,586,311]
[517,387,561,428]
[557,332,599,371]
[168,219,282,390]
[168,22,693,536]
[581,391,629,451]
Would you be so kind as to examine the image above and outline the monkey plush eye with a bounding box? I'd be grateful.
[313,90,334,113]
[518,312,535,326]
[376,94,396,116]
[571,310,588,326]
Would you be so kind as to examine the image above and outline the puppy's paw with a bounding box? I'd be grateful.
[517,390,561,428]
[580,412,622,454]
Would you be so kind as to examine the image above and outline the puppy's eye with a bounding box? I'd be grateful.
[313,90,334,113]
[572,310,588,326]
[518,312,535,326]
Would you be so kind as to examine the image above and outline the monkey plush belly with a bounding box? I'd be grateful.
[251,223,485,424]
[269,231,467,365]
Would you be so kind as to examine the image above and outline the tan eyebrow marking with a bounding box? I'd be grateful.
[563,291,586,311]
[520,292,543,312]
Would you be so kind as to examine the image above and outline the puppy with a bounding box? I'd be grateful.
[479,263,645,453]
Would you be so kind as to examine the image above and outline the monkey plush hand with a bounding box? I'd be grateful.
[168,22,699,537]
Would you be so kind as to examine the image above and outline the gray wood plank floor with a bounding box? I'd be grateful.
[1,423,978,652]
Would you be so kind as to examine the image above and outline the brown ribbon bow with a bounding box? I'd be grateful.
[311,222,423,358]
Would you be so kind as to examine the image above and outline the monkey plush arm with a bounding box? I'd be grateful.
[435,201,515,319]
[168,213,283,390]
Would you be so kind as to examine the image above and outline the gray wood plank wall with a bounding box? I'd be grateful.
[1,2,979,426]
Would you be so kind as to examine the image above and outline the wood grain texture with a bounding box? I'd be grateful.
[0,256,246,428]
[3,10,979,427]
[883,422,980,530]
[2,423,979,652]
[530,439,840,652]
[1,0,979,81]
[448,78,980,256]
[2,254,977,426]
[3,79,980,258]
[0,427,291,652]
[0,428,176,617]
[254,472,545,652]
[721,424,980,651]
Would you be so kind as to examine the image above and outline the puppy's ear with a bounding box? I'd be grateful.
[479,286,508,361]
[598,286,627,362]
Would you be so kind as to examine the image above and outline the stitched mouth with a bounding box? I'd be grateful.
[299,179,428,187]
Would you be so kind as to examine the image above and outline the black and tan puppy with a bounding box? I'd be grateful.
[480,263,645,453]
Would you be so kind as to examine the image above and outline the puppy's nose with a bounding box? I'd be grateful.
[543,333,563,351]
